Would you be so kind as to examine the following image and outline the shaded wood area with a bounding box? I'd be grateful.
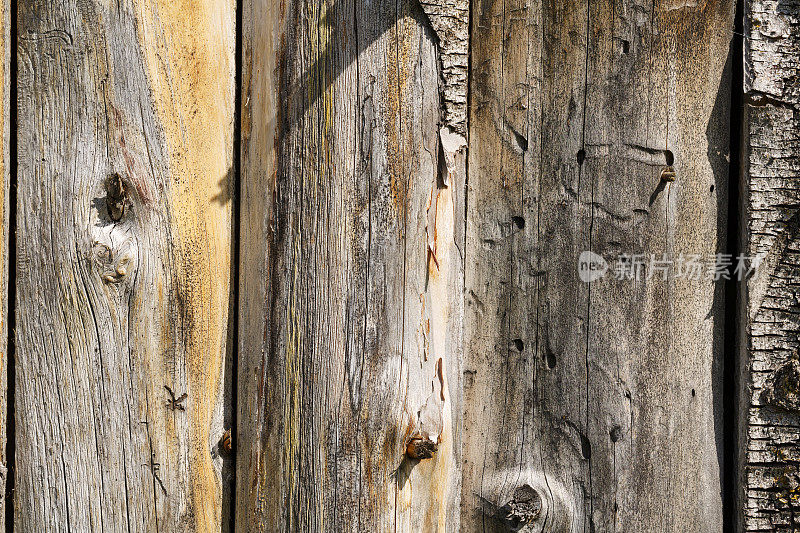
[739,0,800,530]
[464,0,734,531]
[14,0,235,530]
[236,0,465,530]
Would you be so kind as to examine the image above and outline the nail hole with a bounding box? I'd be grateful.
[577,149,586,165]
[710,184,715,193]
[512,216,525,230]
[545,351,556,369]
[665,150,674,166]
[691,388,696,397]
[621,39,630,54]
[609,426,622,442]
[513,339,524,352]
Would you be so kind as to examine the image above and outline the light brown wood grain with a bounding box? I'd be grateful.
[464,0,734,531]
[236,0,464,530]
[15,0,234,530]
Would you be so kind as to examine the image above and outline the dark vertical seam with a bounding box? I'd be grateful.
[343,0,360,531]
[5,0,17,527]
[230,0,243,530]
[725,0,744,531]
[535,2,554,530]
[580,0,594,530]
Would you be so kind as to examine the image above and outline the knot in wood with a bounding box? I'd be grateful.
[406,436,437,460]
[497,484,542,531]
[660,166,676,182]
[763,359,800,411]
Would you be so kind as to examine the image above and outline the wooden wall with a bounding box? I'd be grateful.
[3,0,797,531]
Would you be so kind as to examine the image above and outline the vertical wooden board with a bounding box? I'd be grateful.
[15,0,234,531]
[0,0,8,526]
[740,0,800,531]
[465,0,734,531]
[236,0,464,530]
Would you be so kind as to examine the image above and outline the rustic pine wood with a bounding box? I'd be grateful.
[464,0,734,531]
[15,0,235,530]
[740,0,800,530]
[236,0,466,530]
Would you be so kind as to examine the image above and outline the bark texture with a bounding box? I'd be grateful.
[741,0,800,530]
[237,0,464,530]
[15,0,234,530]
[463,0,734,531]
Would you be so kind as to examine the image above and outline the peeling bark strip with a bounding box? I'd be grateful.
[15,0,234,531]
[236,0,463,530]
[464,0,733,531]
[740,0,800,531]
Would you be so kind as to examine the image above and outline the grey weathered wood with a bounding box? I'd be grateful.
[236,0,465,530]
[464,0,734,531]
[15,0,235,530]
[0,0,8,526]
[739,0,800,530]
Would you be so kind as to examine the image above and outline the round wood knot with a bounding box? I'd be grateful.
[406,436,437,460]
[498,484,542,531]
[660,166,676,182]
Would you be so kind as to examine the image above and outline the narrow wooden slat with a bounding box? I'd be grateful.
[15,0,234,530]
[740,0,800,530]
[236,0,465,530]
[0,0,9,526]
[464,0,734,530]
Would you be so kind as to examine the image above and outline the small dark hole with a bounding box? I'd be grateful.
[545,351,556,369]
[609,426,622,443]
[580,434,592,459]
[621,40,630,54]
[512,216,525,230]
[513,339,524,352]
[665,150,674,166]
[691,389,696,397]
[577,149,586,165]
[710,184,715,193]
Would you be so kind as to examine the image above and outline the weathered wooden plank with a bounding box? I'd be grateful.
[0,0,9,526]
[740,0,800,530]
[15,0,235,530]
[236,0,465,530]
[464,0,734,531]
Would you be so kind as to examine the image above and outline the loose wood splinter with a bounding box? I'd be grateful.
[406,436,437,460]
[660,166,676,182]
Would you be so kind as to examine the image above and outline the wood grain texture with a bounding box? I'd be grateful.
[236,0,464,530]
[0,0,8,527]
[740,0,800,530]
[464,0,734,531]
[15,0,234,530]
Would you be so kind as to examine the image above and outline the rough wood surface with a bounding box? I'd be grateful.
[740,0,800,530]
[464,0,734,531]
[236,0,464,530]
[0,0,8,526]
[15,0,235,530]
